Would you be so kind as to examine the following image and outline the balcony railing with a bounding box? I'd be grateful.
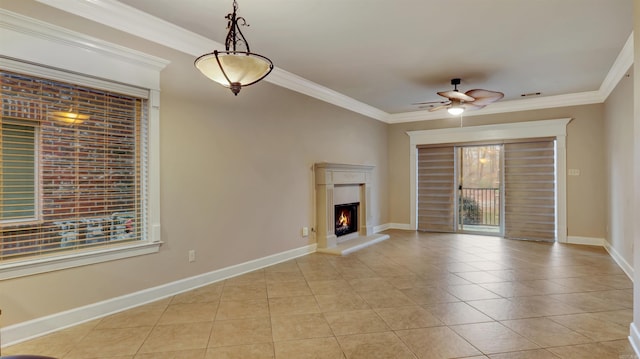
[460,187,500,226]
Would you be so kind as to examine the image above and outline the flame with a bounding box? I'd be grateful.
[338,211,349,228]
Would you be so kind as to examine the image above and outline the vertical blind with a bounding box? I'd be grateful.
[504,140,556,241]
[1,70,147,262]
[417,146,456,232]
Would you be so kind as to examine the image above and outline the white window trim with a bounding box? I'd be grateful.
[407,118,572,243]
[0,9,169,280]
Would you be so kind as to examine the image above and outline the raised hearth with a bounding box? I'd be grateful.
[314,163,389,255]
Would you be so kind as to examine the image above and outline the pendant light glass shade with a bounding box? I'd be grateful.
[195,0,273,95]
[195,51,273,95]
[49,106,89,124]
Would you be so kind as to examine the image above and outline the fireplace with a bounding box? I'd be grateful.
[335,202,359,237]
[314,162,388,255]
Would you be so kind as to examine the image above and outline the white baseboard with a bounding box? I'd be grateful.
[373,223,414,232]
[373,223,392,232]
[1,243,317,347]
[629,323,640,358]
[566,236,604,246]
[603,240,634,281]
[388,223,414,230]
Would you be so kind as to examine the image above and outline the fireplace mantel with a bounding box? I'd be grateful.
[315,163,374,185]
[314,163,388,255]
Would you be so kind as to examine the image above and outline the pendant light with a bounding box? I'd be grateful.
[50,106,89,125]
[195,0,273,95]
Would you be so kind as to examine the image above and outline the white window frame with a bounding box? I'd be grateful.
[0,9,169,280]
[407,118,571,243]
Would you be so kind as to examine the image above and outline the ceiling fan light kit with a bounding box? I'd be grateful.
[195,0,273,95]
[447,101,464,115]
[414,78,504,115]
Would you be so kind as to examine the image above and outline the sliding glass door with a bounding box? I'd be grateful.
[457,145,502,235]
[417,139,557,241]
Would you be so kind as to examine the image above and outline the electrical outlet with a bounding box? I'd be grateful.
[568,168,580,176]
[302,227,309,237]
[188,250,196,263]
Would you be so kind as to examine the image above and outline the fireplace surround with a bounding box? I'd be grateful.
[314,163,389,255]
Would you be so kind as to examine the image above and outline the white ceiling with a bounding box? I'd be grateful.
[39,0,635,122]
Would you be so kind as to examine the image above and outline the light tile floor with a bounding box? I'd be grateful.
[3,230,638,358]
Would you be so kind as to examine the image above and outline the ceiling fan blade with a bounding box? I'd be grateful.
[437,90,475,102]
[465,89,504,106]
[463,104,486,111]
[428,105,449,112]
[412,100,448,105]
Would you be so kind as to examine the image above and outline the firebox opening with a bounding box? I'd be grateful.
[335,202,359,237]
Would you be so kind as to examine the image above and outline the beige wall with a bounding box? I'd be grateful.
[0,1,389,326]
[388,105,607,239]
[159,53,389,269]
[604,65,635,266]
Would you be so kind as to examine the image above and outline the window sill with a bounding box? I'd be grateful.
[0,241,162,280]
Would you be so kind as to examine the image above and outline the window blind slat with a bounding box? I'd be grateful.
[417,146,456,232]
[504,140,556,242]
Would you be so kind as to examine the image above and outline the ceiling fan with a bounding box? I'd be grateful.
[414,78,504,115]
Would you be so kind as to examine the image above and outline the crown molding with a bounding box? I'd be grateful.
[0,8,169,72]
[598,32,634,101]
[0,8,169,91]
[385,91,602,124]
[36,0,220,60]
[268,68,387,120]
[35,0,633,124]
